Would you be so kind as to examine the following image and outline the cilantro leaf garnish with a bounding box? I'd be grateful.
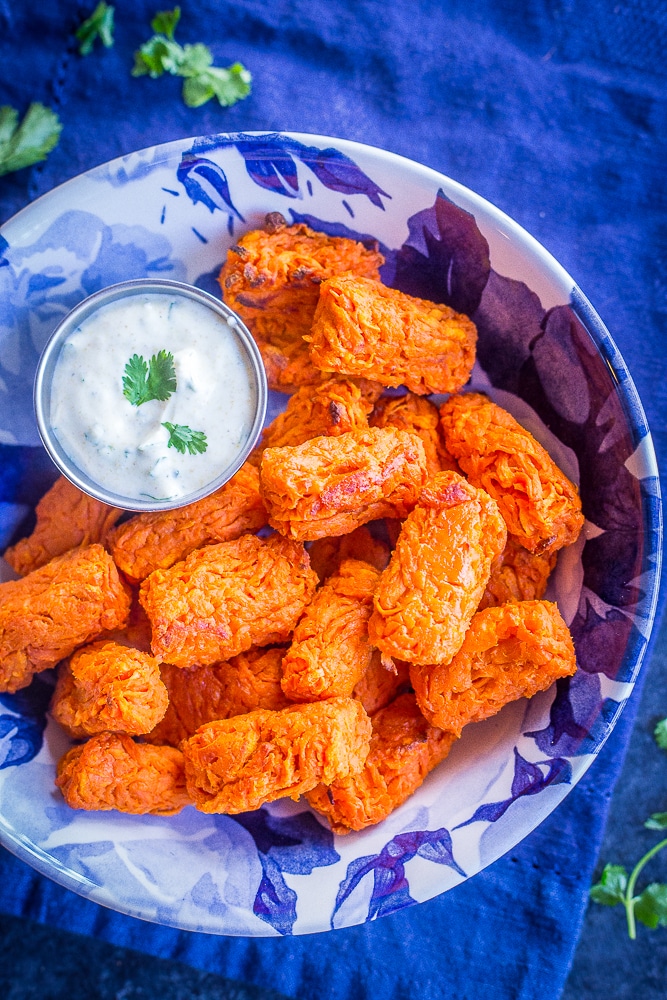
[151,7,181,39]
[132,7,251,108]
[182,63,252,109]
[123,350,177,406]
[0,103,62,177]
[654,717,667,750]
[589,864,628,906]
[162,422,208,455]
[646,812,667,831]
[591,839,667,938]
[589,711,667,939]
[75,2,115,56]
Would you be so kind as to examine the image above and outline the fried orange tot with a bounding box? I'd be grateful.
[0,544,131,693]
[56,732,190,815]
[439,392,584,554]
[368,471,506,666]
[51,640,167,738]
[182,697,372,813]
[410,600,577,735]
[281,558,381,702]
[308,274,477,395]
[259,426,428,541]
[139,533,318,667]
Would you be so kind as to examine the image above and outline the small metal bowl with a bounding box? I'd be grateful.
[34,278,267,512]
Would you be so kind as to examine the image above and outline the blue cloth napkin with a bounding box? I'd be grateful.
[1,2,665,998]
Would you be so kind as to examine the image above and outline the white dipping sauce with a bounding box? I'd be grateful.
[50,292,257,503]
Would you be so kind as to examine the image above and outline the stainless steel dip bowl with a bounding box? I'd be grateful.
[33,278,268,512]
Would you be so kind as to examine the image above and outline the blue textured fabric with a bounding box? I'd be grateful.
[0,2,666,998]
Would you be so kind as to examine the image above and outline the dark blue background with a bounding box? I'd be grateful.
[0,2,666,997]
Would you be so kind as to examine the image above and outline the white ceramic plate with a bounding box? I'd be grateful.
[0,132,661,936]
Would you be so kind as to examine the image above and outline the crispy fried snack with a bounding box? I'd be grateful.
[306,693,456,833]
[219,214,384,392]
[368,471,507,666]
[307,525,390,581]
[370,391,458,477]
[352,652,411,717]
[281,558,381,702]
[145,647,290,746]
[478,535,557,611]
[182,697,372,813]
[108,463,267,583]
[51,640,168,739]
[56,732,190,815]
[439,392,584,554]
[259,427,428,541]
[0,544,131,693]
[4,476,122,576]
[410,600,577,735]
[308,274,477,395]
[249,377,378,466]
[139,532,318,667]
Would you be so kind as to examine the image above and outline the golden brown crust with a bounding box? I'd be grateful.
[0,544,131,693]
[108,463,267,583]
[305,693,456,833]
[56,732,190,815]
[370,392,459,477]
[51,640,168,738]
[182,697,372,813]
[368,471,507,666]
[281,558,381,702]
[4,476,123,576]
[479,535,557,611]
[410,600,577,735]
[139,532,318,667]
[259,427,428,541]
[248,377,377,467]
[308,274,477,394]
[145,646,290,746]
[307,525,390,582]
[219,218,384,392]
[439,392,584,554]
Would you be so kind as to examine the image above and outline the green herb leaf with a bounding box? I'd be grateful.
[151,7,181,40]
[132,36,184,77]
[0,103,62,177]
[162,422,208,455]
[634,883,667,930]
[177,43,213,77]
[590,864,628,906]
[146,350,177,401]
[122,354,150,405]
[123,351,176,405]
[645,812,667,831]
[183,62,252,108]
[75,2,115,56]
[654,717,667,750]
[132,8,251,108]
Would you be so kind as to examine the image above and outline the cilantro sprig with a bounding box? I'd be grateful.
[123,350,177,406]
[162,421,208,455]
[132,7,252,108]
[0,103,62,177]
[590,715,667,938]
[76,2,115,56]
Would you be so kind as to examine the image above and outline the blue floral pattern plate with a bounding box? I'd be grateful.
[0,132,661,936]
